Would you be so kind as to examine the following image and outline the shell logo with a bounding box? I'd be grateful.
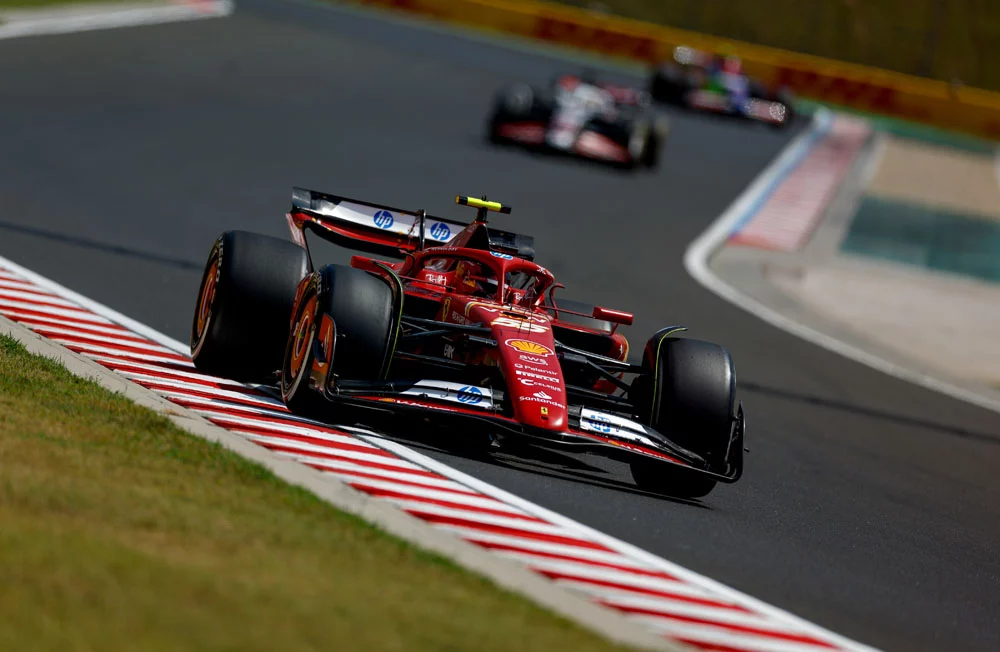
[505,339,554,357]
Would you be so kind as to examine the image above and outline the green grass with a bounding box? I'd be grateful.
[555,0,1000,91]
[0,334,631,652]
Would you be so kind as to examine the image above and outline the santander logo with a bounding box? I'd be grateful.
[533,390,552,400]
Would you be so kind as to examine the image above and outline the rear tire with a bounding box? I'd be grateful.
[191,230,308,381]
[629,333,737,498]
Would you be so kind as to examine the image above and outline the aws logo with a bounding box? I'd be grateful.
[505,339,554,357]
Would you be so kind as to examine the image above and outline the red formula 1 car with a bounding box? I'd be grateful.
[191,189,745,498]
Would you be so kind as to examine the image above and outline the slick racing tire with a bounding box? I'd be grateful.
[282,264,397,416]
[191,230,308,382]
[642,132,661,169]
[648,64,690,105]
[629,333,737,498]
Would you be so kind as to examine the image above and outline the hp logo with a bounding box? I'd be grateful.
[429,222,451,241]
[457,386,483,404]
[373,210,394,229]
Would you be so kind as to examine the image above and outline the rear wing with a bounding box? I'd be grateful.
[288,187,462,256]
[288,187,535,260]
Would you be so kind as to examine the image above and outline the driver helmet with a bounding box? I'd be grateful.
[454,260,489,296]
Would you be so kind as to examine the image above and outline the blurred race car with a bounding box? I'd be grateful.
[487,73,669,169]
[649,46,795,127]
[191,189,745,498]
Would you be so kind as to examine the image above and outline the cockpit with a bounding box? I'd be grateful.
[409,252,553,309]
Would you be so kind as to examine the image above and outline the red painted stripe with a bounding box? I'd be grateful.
[1,305,110,326]
[28,322,152,346]
[324,467,482,495]
[201,409,358,440]
[91,352,197,371]
[4,312,131,338]
[0,283,64,300]
[54,334,188,359]
[0,293,94,313]
[410,511,613,551]
[262,442,448,479]
[60,340,193,363]
[100,360,255,392]
[94,356,209,380]
[138,382,279,412]
[354,484,541,521]
[538,569,750,613]
[223,426,397,459]
[471,538,675,578]
[605,603,839,648]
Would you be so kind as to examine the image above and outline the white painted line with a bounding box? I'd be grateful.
[683,112,1000,416]
[0,0,233,41]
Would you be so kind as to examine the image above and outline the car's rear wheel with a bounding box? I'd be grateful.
[281,264,398,417]
[629,331,737,498]
[191,230,308,381]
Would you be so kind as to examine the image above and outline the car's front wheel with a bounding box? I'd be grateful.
[628,331,738,498]
[281,264,398,417]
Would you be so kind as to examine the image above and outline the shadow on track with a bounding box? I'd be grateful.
[352,413,710,508]
[0,220,202,272]
[742,380,1000,446]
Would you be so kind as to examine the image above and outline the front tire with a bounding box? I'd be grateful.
[629,332,737,498]
[191,230,308,381]
[281,264,398,416]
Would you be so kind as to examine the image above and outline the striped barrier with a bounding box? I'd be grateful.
[730,114,872,251]
[0,256,877,652]
[353,0,1000,140]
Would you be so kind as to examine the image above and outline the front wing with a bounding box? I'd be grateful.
[306,378,744,483]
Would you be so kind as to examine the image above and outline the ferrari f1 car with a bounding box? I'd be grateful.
[487,73,669,170]
[190,189,745,498]
[649,46,794,128]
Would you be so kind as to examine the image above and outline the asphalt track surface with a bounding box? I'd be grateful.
[2,2,999,650]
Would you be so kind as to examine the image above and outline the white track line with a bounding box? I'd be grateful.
[683,111,1000,416]
[0,0,233,41]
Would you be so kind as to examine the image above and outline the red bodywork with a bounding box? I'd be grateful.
[286,195,631,439]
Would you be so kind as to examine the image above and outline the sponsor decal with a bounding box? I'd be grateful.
[505,339,554,356]
[429,222,451,241]
[457,385,483,404]
[515,369,559,381]
[533,390,552,400]
[491,316,548,333]
[373,210,394,229]
[514,363,557,376]
[589,413,613,434]
[443,344,455,360]
[518,354,549,366]
[517,377,561,392]
[580,408,658,447]
[518,395,565,409]
[424,272,447,285]
[402,381,493,409]
[490,251,514,260]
